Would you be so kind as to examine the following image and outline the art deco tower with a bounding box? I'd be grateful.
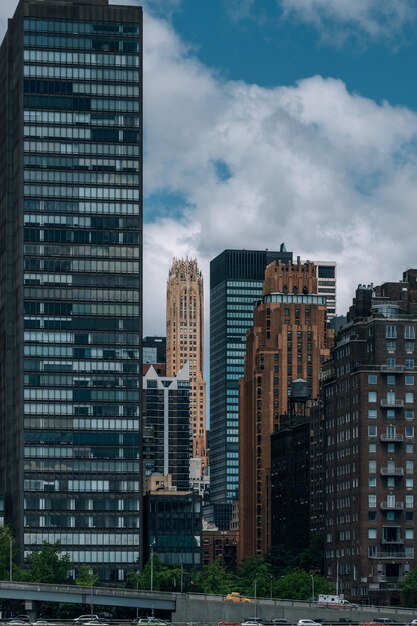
[166,258,207,475]
[239,259,331,560]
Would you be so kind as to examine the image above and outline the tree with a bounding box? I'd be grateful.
[236,557,273,598]
[0,525,14,581]
[275,568,333,601]
[28,541,72,584]
[75,565,99,587]
[400,568,417,606]
[194,560,232,595]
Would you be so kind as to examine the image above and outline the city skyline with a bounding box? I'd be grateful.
[2,0,415,337]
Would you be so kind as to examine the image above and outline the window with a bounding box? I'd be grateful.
[369,460,377,474]
[368,495,377,508]
[369,476,376,487]
[406,478,414,489]
[386,357,396,368]
[368,409,377,419]
[406,460,414,474]
[368,528,377,539]
[405,425,414,438]
[405,342,414,354]
[386,341,396,353]
[386,325,397,338]
[369,443,377,453]
[404,326,416,340]
[368,425,377,437]
[406,495,414,508]
[368,374,377,384]
[387,374,396,385]
[406,443,414,453]
[368,391,377,403]
[405,410,414,420]
[405,375,414,385]
[368,511,377,520]
[405,358,414,368]
[405,392,414,404]
[405,528,414,540]
[387,477,395,488]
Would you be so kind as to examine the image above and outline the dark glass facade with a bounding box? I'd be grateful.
[144,491,201,568]
[209,248,292,505]
[0,0,142,580]
[143,366,190,490]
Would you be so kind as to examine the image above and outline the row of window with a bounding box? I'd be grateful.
[24,155,139,171]
[368,374,415,385]
[385,325,416,339]
[23,418,140,430]
[24,479,139,491]
[24,359,138,373]
[24,18,140,36]
[25,140,139,157]
[25,35,139,52]
[24,185,139,200]
[24,79,139,98]
[25,515,139,528]
[24,94,140,112]
[368,391,414,402]
[24,389,139,401]
[24,49,140,67]
[25,65,139,82]
[368,424,414,437]
[24,460,139,473]
[25,127,139,143]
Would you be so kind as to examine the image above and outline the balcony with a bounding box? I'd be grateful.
[380,501,404,510]
[380,467,404,476]
[380,398,404,408]
[380,433,404,442]
[369,550,410,559]
[381,538,404,544]
[380,364,405,373]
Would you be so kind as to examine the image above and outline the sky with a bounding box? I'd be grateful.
[2,0,417,339]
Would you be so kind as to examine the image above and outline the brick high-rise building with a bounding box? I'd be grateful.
[318,269,417,605]
[166,258,207,476]
[239,259,331,560]
[0,0,143,579]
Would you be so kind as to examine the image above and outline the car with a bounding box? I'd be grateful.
[226,592,252,603]
[410,621,417,626]
[241,620,267,626]
[33,621,57,626]
[371,621,398,625]
[74,618,99,624]
[83,621,110,626]
[297,621,322,626]
[7,621,29,625]
[12,618,30,623]
[271,621,291,625]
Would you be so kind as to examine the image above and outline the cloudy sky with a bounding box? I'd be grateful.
[2,0,417,338]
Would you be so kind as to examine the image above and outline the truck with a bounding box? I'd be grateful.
[317,595,358,609]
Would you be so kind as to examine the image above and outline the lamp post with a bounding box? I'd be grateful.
[90,580,94,616]
[254,577,257,619]
[311,574,315,601]
[150,544,154,592]
[9,536,12,583]
[270,575,273,600]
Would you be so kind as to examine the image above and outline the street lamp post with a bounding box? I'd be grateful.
[311,574,315,601]
[9,536,12,583]
[90,581,94,615]
[270,576,273,600]
[150,545,154,592]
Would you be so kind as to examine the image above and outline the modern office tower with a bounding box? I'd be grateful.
[0,0,142,580]
[315,261,337,319]
[238,259,331,560]
[142,364,191,490]
[318,270,417,605]
[209,246,293,512]
[143,336,166,365]
[166,258,207,475]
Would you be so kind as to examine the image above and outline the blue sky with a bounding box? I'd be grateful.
[2,0,417,338]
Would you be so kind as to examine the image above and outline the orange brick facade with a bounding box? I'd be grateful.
[238,259,331,560]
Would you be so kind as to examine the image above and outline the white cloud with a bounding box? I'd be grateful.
[142,10,417,335]
[1,2,417,341]
[279,0,416,43]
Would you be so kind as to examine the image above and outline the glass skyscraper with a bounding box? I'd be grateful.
[0,0,142,580]
[209,248,292,509]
